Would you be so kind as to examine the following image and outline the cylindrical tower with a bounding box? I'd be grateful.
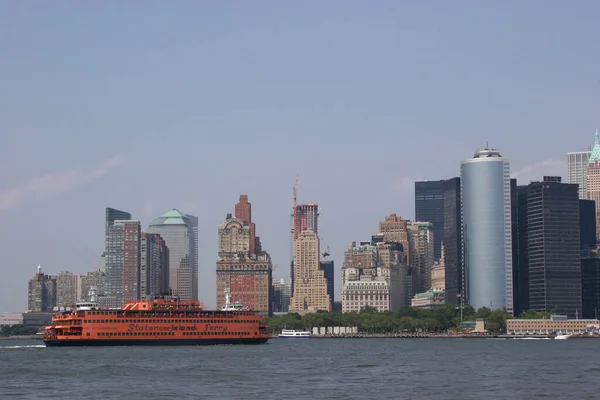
[460,148,513,313]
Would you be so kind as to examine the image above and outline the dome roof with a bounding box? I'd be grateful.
[149,208,187,226]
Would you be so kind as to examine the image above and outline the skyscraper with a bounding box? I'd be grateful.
[272,279,292,313]
[443,177,462,306]
[293,204,319,240]
[104,207,137,307]
[319,259,334,311]
[106,207,131,227]
[235,195,256,255]
[105,220,141,304]
[407,221,435,294]
[28,265,56,312]
[567,150,591,200]
[415,180,445,259]
[586,129,600,238]
[461,147,513,314]
[378,213,410,264]
[55,271,82,308]
[215,201,272,314]
[148,209,198,300]
[523,177,581,317]
[580,199,597,251]
[140,233,169,298]
[289,229,331,313]
[514,183,530,315]
[579,199,598,319]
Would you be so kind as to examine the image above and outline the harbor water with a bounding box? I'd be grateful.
[1,338,598,399]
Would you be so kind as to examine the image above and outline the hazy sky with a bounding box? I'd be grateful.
[1,1,599,312]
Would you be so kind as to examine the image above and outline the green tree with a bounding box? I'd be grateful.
[485,310,511,334]
[475,307,492,319]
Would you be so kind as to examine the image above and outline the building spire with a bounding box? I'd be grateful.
[590,129,600,164]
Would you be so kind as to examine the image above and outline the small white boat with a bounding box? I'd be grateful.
[278,329,311,338]
[554,334,571,340]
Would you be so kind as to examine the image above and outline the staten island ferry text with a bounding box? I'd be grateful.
[127,323,228,333]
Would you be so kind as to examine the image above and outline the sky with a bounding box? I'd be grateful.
[1,1,599,312]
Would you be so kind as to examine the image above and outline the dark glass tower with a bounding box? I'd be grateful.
[443,177,462,306]
[515,184,530,315]
[581,257,600,319]
[415,180,445,259]
[580,200,598,319]
[105,207,131,228]
[319,260,334,311]
[525,177,581,317]
[580,199,597,250]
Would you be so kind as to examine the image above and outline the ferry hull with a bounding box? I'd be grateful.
[43,337,269,347]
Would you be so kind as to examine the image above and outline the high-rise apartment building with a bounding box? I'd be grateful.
[289,230,331,313]
[407,221,435,295]
[461,148,513,314]
[28,265,56,312]
[104,208,134,307]
[519,177,582,317]
[105,219,141,304]
[568,150,591,200]
[140,233,169,298]
[415,180,445,259]
[148,209,199,300]
[216,196,272,314]
[443,177,462,306]
[55,271,82,308]
[586,130,600,238]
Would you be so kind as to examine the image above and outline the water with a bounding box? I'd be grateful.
[1,338,599,399]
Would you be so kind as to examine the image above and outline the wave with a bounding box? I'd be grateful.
[0,345,46,349]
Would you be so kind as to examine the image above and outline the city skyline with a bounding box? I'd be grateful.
[4,136,596,312]
[2,2,600,312]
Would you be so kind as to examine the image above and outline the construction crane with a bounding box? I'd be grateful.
[322,245,330,258]
[290,175,299,276]
[293,175,298,210]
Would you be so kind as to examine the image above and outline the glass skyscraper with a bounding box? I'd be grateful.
[567,151,591,199]
[443,177,462,306]
[415,180,444,260]
[148,209,198,301]
[461,148,513,314]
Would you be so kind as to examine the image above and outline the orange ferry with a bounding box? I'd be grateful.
[43,289,270,347]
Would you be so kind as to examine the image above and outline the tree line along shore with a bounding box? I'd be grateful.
[264,305,552,335]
